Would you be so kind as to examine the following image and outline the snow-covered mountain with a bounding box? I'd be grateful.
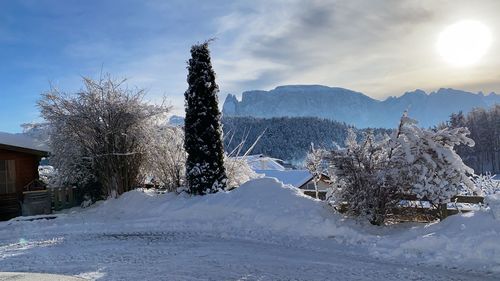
[222,85,500,128]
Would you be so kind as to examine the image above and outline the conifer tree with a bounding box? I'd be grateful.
[184,41,227,195]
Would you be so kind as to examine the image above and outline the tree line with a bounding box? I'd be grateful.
[446,105,500,175]
[222,116,391,164]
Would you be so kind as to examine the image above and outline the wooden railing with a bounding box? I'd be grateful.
[302,190,485,220]
[303,190,327,200]
[49,187,80,211]
[22,190,51,216]
[0,194,21,221]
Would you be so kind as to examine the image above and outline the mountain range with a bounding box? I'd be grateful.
[222,85,500,128]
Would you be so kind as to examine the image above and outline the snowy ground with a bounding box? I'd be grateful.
[0,178,499,280]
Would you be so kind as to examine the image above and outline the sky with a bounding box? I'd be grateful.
[1,0,500,133]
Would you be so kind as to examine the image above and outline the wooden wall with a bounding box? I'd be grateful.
[0,149,41,197]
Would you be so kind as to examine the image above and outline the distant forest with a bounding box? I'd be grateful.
[447,105,500,174]
[222,116,391,164]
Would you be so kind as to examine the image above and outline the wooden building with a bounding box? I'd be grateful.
[0,132,49,220]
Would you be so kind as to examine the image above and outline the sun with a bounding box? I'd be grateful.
[437,20,492,67]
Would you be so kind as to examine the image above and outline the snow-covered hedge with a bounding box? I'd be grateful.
[330,112,476,225]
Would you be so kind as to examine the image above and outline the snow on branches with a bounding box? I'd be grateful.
[331,112,476,225]
[394,111,476,204]
[143,125,186,192]
[184,41,227,195]
[38,75,170,198]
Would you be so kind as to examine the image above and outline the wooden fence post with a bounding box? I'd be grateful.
[69,187,74,207]
[439,203,448,220]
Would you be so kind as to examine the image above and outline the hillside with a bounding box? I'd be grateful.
[222,116,390,163]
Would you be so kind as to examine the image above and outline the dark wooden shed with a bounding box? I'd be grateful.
[0,133,49,220]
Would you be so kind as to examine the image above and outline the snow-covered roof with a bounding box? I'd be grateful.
[0,131,50,155]
[255,169,313,188]
[244,154,285,171]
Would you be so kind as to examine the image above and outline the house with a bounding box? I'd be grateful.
[254,169,313,189]
[0,132,49,220]
[244,154,332,199]
[301,173,332,192]
[244,154,287,171]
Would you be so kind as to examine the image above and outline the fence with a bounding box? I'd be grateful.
[396,194,484,219]
[22,190,51,216]
[49,186,81,211]
[302,190,484,220]
[0,194,21,221]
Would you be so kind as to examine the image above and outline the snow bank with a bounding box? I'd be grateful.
[486,194,500,220]
[70,177,364,242]
[373,200,500,272]
[4,177,500,274]
[254,170,312,188]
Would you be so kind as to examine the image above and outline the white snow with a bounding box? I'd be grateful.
[254,169,313,188]
[0,131,50,152]
[244,154,286,171]
[0,178,499,280]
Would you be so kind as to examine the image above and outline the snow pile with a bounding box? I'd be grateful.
[254,170,312,188]
[373,203,500,272]
[486,194,500,220]
[4,177,500,274]
[71,177,363,242]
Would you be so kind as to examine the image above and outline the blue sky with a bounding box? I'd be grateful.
[1,0,500,132]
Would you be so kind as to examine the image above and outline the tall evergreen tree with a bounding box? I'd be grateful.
[184,42,227,195]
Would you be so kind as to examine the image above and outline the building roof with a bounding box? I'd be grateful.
[244,154,286,171]
[255,169,313,188]
[0,132,50,156]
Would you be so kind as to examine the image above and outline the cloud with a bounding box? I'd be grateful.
[210,0,500,100]
[210,0,437,96]
[6,0,500,124]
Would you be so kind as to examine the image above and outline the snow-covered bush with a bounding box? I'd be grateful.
[38,75,169,198]
[143,125,186,192]
[331,129,403,225]
[143,123,258,192]
[331,112,476,225]
[472,173,500,196]
[224,156,260,189]
[38,165,58,187]
[395,112,476,205]
[305,143,330,199]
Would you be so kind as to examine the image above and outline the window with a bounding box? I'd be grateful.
[0,160,16,194]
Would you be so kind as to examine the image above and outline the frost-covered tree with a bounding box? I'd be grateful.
[331,112,476,224]
[38,75,169,198]
[446,105,500,174]
[471,172,500,196]
[396,112,476,206]
[222,116,391,163]
[184,42,227,195]
[331,129,403,225]
[224,156,259,189]
[305,143,329,199]
[144,125,186,191]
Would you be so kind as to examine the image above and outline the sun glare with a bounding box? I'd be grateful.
[437,20,492,67]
